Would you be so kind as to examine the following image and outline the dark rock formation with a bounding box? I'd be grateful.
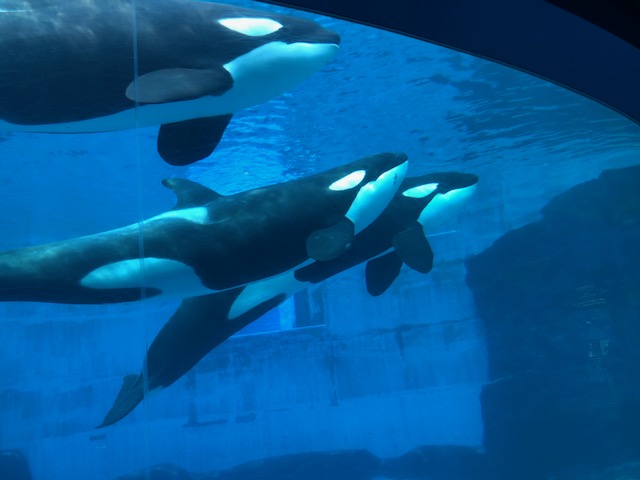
[0,450,33,480]
[216,449,379,480]
[114,463,192,480]
[380,445,488,479]
[466,164,640,479]
[111,445,492,480]
[552,461,640,479]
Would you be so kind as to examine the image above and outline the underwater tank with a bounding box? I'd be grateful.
[0,1,639,479]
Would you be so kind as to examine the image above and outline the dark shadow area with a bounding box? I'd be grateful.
[466,164,640,479]
[111,446,489,480]
[0,450,33,480]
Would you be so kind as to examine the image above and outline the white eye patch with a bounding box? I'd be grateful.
[218,18,283,36]
[402,183,438,198]
[329,170,366,191]
[80,258,212,299]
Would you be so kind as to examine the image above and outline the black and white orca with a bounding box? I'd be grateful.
[0,0,340,165]
[98,170,478,427]
[0,152,407,305]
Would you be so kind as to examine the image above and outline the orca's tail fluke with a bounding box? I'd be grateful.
[97,374,143,428]
[97,289,290,427]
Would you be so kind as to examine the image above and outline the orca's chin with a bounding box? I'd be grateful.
[222,41,340,106]
[421,184,478,235]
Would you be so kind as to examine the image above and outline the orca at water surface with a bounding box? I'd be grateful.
[0,0,340,165]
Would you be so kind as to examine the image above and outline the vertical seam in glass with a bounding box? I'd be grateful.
[130,1,151,477]
[130,2,145,302]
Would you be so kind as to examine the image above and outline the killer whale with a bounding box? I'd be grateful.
[98,170,478,427]
[0,153,407,305]
[0,0,340,165]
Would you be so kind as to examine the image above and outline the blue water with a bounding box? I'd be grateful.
[1,1,639,479]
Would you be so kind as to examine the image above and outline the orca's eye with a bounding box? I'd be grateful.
[402,183,439,198]
[218,18,283,36]
[329,170,366,191]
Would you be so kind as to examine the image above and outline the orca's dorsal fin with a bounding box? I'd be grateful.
[365,251,403,296]
[162,177,223,210]
[126,67,233,104]
[306,218,355,262]
[392,223,434,274]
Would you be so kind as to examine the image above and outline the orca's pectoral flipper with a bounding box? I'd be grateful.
[392,223,434,274]
[306,218,355,262]
[365,251,403,296]
[162,177,222,209]
[97,374,142,428]
[125,67,234,104]
[157,115,233,166]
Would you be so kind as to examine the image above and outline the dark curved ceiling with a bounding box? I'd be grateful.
[258,0,640,126]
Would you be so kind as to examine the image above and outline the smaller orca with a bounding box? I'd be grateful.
[98,171,478,427]
[0,152,408,305]
[0,0,340,165]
